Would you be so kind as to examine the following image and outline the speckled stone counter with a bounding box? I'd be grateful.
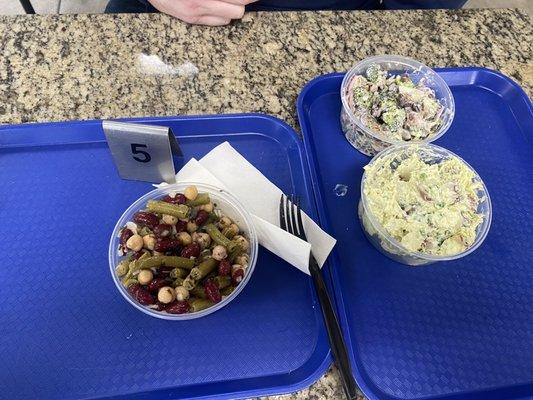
[0,8,531,400]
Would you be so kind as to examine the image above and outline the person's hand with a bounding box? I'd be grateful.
[148,0,257,26]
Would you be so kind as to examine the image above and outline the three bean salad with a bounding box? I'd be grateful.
[114,185,250,314]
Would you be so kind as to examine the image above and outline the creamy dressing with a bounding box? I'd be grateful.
[348,65,444,141]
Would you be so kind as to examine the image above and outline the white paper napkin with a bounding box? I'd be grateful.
[161,142,336,275]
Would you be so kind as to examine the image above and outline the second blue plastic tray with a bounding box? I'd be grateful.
[0,114,331,400]
[297,68,533,400]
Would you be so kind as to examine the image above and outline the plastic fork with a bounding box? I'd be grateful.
[279,194,358,400]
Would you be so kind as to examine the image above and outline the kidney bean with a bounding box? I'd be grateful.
[166,301,191,314]
[204,279,222,303]
[162,193,186,205]
[180,242,201,258]
[133,212,159,229]
[195,210,209,226]
[218,259,231,276]
[156,267,174,277]
[135,287,155,305]
[147,278,168,293]
[119,228,133,249]
[232,268,244,285]
[154,238,180,252]
[153,224,172,238]
[175,220,187,233]
[128,284,154,305]
[127,283,141,296]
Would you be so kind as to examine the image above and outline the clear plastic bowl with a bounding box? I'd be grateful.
[340,55,455,157]
[109,182,258,320]
[359,144,492,266]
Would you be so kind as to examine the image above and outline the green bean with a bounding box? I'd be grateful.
[170,267,188,279]
[115,260,129,277]
[189,298,214,312]
[123,278,139,287]
[138,226,153,236]
[182,276,197,291]
[186,193,210,207]
[198,249,212,263]
[122,269,134,282]
[212,275,231,289]
[205,224,232,247]
[147,200,190,219]
[228,245,243,263]
[207,212,220,224]
[126,252,151,277]
[221,286,235,296]
[221,227,230,238]
[172,277,184,287]
[222,226,237,239]
[205,271,217,281]
[134,252,151,264]
[139,256,195,270]
[189,258,218,281]
[190,285,207,299]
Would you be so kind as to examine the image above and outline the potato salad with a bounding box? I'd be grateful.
[363,149,484,256]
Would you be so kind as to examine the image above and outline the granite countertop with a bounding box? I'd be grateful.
[0,8,531,400]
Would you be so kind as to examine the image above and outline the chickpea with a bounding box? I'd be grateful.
[153,250,164,256]
[232,264,245,274]
[158,286,176,304]
[233,235,249,252]
[193,232,211,249]
[138,269,153,285]
[175,286,189,301]
[177,231,192,246]
[234,253,249,267]
[201,202,214,213]
[184,185,198,201]
[212,245,227,261]
[187,221,198,233]
[126,234,143,252]
[162,214,178,225]
[142,234,156,250]
[218,216,232,229]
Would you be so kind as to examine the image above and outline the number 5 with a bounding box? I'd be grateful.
[131,143,151,163]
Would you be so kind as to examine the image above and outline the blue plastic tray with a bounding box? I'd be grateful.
[0,114,331,400]
[297,68,533,400]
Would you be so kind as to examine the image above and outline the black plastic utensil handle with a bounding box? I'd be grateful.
[19,0,36,14]
[309,257,359,400]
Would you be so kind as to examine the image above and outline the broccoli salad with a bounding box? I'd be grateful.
[363,149,484,256]
[346,64,445,142]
